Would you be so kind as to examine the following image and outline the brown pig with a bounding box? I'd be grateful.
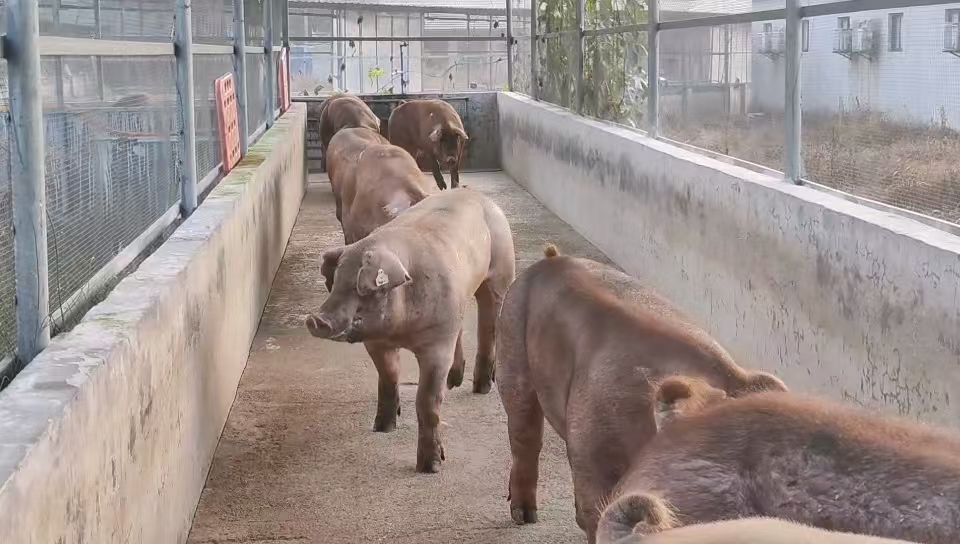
[325,127,389,223]
[596,376,960,544]
[605,517,917,544]
[319,94,380,170]
[338,143,435,244]
[306,188,515,473]
[496,248,787,542]
[388,99,468,191]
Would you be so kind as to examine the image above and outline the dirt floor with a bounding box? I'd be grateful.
[187,172,614,544]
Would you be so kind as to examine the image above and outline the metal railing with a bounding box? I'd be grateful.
[521,0,960,232]
[1,0,292,383]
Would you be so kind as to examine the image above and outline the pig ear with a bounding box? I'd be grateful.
[450,125,469,141]
[653,376,725,431]
[737,371,788,396]
[320,247,345,293]
[428,126,443,143]
[356,249,411,296]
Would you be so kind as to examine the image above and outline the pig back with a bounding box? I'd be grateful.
[623,393,960,543]
[371,188,509,299]
[571,258,736,366]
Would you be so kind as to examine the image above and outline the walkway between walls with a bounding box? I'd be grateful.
[188,172,615,544]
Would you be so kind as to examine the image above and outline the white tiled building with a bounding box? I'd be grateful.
[751,0,960,127]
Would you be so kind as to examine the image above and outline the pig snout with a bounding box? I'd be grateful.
[306,314,337,339]
[306,314,346,340]
[444,156,457,167]
[306,313,364,343]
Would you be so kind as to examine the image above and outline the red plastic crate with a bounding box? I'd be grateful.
[215,73,242,174]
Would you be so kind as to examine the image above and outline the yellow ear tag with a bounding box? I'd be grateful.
[375,268,388,287]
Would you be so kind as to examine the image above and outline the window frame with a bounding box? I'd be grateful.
[802,19,810,52]
[888,12,903,52]
[838,16,851,30]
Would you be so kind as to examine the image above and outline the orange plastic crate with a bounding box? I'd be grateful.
[215,73,242,174]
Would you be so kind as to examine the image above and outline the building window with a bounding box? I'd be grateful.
[948,9,960,24]
[802,19,810,52]
[838,16,851,30]
[763,22,773,33]
[889,13,903,51]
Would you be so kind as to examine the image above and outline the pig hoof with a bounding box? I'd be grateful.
[511,506,538,525]
[447,366,465,389]
[373,417,397,433]
[416,457,442,474]
[397,405,401,416]
[472,380,492,395]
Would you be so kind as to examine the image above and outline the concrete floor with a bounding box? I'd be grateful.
[187,172,615,544]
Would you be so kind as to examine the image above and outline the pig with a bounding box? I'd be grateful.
[605,518,917,544]
[338,142,435,244]
[305,188,515,473]
[325,127,389,224]
[319,94,380,171]
[388,99,468,191]
[496,247,787,542]
[595,376,960,544]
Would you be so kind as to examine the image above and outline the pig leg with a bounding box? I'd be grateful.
[567,431,623,543]
[450,165,460,189]
[413,339,457,473]
[366,342,401,432]
[473,280,505,394]
[502,376,543,525]
[430,158,447,190]
[446,329,466,389]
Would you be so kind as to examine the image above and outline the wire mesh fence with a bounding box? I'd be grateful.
[583,30,647,128]
[289,3,510,95]
[247,52,268,135]
[195,54,235,183]
[0,60,13,362]
[194,0,235,44]
[0,0,287,380]
[659,23,780,169]
[511,0,533,94]
[44,56,180,323]
[527,0,960,228]
[799,6,960,223]
[246,0,266,46]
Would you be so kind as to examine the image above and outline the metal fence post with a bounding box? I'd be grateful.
[530,0,538,99]
[233,0,249,154]
[576,0,584,112]
[176,0,199,215]
[282,0,290,48]
[505,0,513,91]
[94,0,105,102]
[264,0,276,128]
[6,0,50,363]
[647,0,660,137]
[281,0,290,96]
[785,0,803,184]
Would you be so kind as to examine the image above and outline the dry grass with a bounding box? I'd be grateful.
[662,111,960,224]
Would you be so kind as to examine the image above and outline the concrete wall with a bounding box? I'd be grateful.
[498,92,960,426]
[0,104,307,543]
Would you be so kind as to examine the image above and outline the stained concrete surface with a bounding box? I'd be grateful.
[187,172,613,544]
